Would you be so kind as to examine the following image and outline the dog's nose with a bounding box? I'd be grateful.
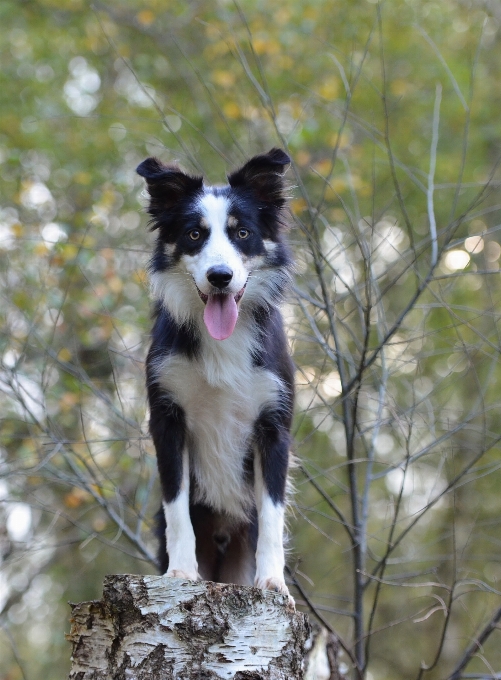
[207,266,233,289]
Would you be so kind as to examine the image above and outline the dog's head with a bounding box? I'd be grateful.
[137,149,292,340]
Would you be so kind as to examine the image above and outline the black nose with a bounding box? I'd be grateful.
[207,265,233,289]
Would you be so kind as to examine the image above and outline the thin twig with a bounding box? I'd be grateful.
[427,83,442,268]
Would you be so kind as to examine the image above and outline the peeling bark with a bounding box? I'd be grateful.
[67,574,311,679]
[303,625,341,680]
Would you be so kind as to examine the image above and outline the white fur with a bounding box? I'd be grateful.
[263,239,277,254]
[243,266,292,309]
[154,323,284,520]
[163,449,198,579]
[150,265,202,327]
[254,455,287,591]
[199,192,229,231]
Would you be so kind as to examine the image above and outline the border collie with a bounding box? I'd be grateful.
[137,148,294,600]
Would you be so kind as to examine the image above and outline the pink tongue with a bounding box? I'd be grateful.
[203,294,238,340]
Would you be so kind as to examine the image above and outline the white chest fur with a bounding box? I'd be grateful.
[153,326,282,520]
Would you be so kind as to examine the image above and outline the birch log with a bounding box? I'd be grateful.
[67,574,311,679]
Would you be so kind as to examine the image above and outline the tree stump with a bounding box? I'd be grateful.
[67,574,311,679]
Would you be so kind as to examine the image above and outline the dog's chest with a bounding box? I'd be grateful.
[155,344,281,518]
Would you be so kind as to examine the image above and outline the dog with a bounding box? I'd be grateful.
[137,148,294,599]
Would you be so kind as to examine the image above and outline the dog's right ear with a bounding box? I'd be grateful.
[227,148,290,208]
[136,158,203,223]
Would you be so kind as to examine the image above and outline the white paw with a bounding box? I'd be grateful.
[166,568,199,581]
[255,576,295,608]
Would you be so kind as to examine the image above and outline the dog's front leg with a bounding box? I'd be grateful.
[253,411,291,601]
[150,392,199,581]
[162,448,199,580]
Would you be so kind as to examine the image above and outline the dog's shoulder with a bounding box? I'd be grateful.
[148,302,200,360]
[251,305,294,389]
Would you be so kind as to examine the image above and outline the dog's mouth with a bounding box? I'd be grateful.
[195,283,246,341]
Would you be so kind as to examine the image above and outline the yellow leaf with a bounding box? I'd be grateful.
[64,487,90,508]
[313,159,332,176]
[74,172,92,185]
[12,291,30,308]
[331,208,347,222]
[296,150,311,167]
[133,268,147,285]
[90,484,103,497]
[278,55,293,70]
[324,178,347,197]
[61,244,78,260]
[291,198,307,213]
[137,10,154,26]
[329,132,352,149]
[108,276,123,294]
[223,102,240,119]
[358,182,372,197]
[205,22,223,40]
[212,70,236,88]
[319,77,340,101]
[11,223,23,238]
[303,7,318,19]
[81,234,95,248]
[58,347,72,362]
[252,37,280,55]
[275,8,291,24]
[100,187,117,209]
[64,492,81,508]
[204,41,230,59]
[331,178,347,193]
[391,79,410,97]
[34,243,48,256]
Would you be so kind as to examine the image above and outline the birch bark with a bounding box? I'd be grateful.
[67,574,311,680]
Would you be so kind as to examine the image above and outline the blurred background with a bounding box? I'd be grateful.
[1,1,501,678]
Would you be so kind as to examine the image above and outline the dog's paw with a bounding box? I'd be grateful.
[166,569,199,581]
[255,575,288,593]
[255,576,295,608]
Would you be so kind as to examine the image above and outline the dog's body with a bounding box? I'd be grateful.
[137,149,294,597]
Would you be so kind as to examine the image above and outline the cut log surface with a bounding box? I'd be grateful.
[67,574,310,680]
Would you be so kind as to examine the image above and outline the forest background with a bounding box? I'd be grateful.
[1,1,501,679]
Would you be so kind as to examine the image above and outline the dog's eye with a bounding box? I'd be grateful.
[188,229,201,241]
[237,228,250,239]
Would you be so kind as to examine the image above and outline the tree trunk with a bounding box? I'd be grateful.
[67,574,312,679]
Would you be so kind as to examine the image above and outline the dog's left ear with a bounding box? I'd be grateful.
[227,148,290,206]
[136,157,203,209]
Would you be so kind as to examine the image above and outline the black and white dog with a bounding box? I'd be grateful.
[137,148,294,599]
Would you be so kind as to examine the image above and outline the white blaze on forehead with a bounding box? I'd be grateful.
[197,193,235,262]
[198,192,230,234]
